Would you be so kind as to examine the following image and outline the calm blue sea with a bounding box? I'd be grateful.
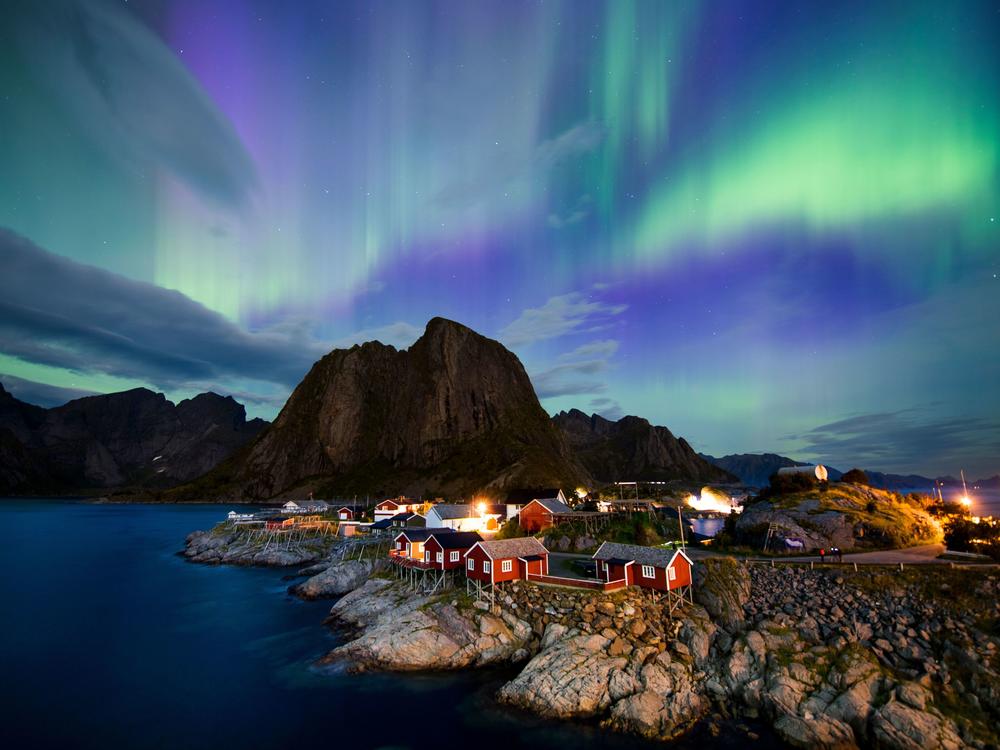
[0,500,782,750]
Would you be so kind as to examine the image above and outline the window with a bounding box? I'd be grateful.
[467,558,475,571]
[424,550,430,562]
[436,552,443,563]
[668,567,676,581]
[641,565,655,579]
[450,551,460,562]
[501,560,513,573]
[483,561,492,574]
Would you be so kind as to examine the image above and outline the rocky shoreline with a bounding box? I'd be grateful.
[320,561,999,749]
[184,529,999,748]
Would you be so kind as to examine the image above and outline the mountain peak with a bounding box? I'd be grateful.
[188,318,590,500]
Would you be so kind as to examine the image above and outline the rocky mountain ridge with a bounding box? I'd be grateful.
[0,383,266,494]
[553,408,734,484]
[176,317,592,500]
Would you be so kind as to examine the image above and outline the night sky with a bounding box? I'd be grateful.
[1,0,997,477]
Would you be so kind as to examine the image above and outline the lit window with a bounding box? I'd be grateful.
[467,558,474,571]
[641,565,655,579]
[484,561,492,574]
[668,567,676,581]
[450,551,460,562]
[501,560,513,573]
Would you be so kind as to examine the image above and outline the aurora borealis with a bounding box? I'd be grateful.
[0,0,997,476]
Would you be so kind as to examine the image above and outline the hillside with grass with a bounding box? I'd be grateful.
[732,481,943,552]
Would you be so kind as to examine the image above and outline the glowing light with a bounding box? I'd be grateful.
[477,501,487,515]
[686,487,741,514]
[960,496,972,508]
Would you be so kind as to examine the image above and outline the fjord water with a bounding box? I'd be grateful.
[0,501,779,750]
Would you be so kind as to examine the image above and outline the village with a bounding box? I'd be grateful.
[184,475,1000,749]
[220,489,699,615]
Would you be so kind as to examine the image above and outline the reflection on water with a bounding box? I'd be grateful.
[690,517,726,537]
[0,500,784,750]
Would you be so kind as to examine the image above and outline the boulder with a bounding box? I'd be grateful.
[294,559,378,599]
[497,633,624,717]
[324,593,532,672]
[870,699,963,750]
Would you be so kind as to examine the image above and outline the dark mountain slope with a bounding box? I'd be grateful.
[0,382,267,494]
[174,318,591,500]
[553,408,733,484]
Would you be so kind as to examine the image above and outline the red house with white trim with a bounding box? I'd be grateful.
[464,537,549,584]
[374,497,422,521]
[422,531,482,570]
[392,527,453,561]
[592,542,693,592]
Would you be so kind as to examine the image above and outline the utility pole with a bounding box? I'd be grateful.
[677,505,686,548]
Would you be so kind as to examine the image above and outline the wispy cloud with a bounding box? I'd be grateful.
[0,229,325,391]
[530,339,619,399]
[10,0,256,206]
[0,373,97,408]
[788,408,1000,476]
[588,396,624,421]
[432,121,605,213]
[500,292,626,347]
[558,339,619,361]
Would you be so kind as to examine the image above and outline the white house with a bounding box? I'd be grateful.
[282,500,304,514]
[424,503,503,533]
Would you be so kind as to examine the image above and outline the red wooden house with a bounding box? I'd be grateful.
[392,527,453,561]
[422,531,482,570]
[463,537,549,584]
[592,542,693,592]
[518,497,574,533]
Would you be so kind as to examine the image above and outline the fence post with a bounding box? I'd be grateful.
[853,562,858,572]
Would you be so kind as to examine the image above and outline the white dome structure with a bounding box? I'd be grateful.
[777,464,829,481]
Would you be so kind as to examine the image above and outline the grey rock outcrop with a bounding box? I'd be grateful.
[184,528,334,567]
[323,582,533,672]
[294,559,381,599]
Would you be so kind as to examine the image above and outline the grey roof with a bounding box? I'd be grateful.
[390,512,416,522]
[394,527,454,542]
[475,537,548,559]
[428,531,482,549]
[530,498,573,514]
[592,542,676,568]
[370,518,393,529]
[428,504,476,520]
